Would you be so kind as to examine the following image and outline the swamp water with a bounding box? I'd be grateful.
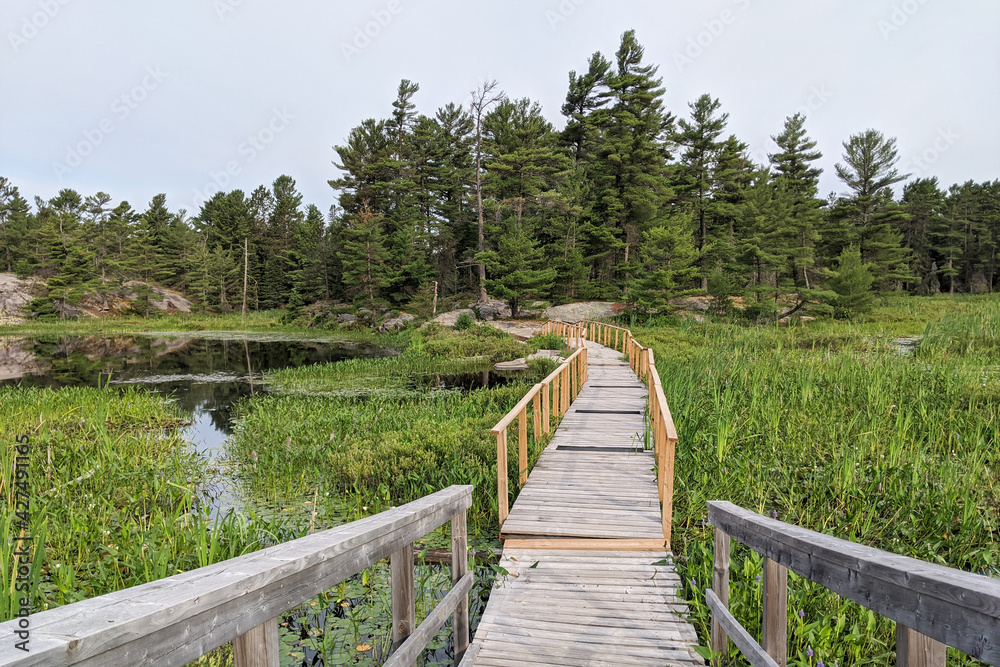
[1,332,503,666]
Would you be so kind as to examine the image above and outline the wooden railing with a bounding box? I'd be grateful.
[493,318,678,546]
[0,486,474,667]
[491,344,588,528]
[708,501,1000,667]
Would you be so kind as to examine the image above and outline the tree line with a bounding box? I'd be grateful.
[1,30,997,320]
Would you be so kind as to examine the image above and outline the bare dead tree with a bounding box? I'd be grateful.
[469,79,504,302]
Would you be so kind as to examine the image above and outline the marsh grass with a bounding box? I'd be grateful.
[0,386,280,618]
[634,298,1000,666]
[228,382,550,533]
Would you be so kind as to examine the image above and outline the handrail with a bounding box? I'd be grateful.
[708,500,1000,667]
[491,340,588,529]
[0,486,474,667]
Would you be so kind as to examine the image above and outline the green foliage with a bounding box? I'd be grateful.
[829,246,875,318]
[454,312,475,330]
[3,33,999,325]
[0,386,274,618]
[634,300,1000,666]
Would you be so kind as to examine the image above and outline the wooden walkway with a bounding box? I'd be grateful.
[463,340,701,666]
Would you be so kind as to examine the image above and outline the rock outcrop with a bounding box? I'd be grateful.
[433,309,477,327]
[0,274,36,324]
[544,301,617,323]
[379,313,416,332]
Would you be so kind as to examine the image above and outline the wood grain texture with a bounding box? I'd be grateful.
[233,618,279,667]
[708,501,1000,663]
[897,624,947,667]
[762,558,788,667]
[706,590,780,667]
[468,550,701,667]
[390,543,415,666]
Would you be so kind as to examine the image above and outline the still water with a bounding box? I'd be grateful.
[0,332,385,455]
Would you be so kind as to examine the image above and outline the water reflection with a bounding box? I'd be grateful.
[0,334,384,454]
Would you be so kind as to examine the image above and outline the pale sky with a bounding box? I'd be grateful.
[2,0,998,215]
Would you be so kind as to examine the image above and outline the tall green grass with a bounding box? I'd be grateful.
[0,386,279,619]
[228,382,550,533]
[634,304,1000,666]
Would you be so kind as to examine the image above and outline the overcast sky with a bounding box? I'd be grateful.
[2,0,997,216]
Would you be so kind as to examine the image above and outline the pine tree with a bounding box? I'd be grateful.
[833,130,913,288]
[672,94,729,289]
[587,30,674,288]
[0,178,31,274]
[339,202,389,309]
[561,53,612,167]
[476,199,557,317]
[829,245,875,317]
[900,178,946,292]
[627,210,698,313]
[769,113,824,288]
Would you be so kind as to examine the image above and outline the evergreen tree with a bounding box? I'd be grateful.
[671,94,729,289]
[339,202,389,309]
[832,130,913,288]
[768,113,824,288]
[0,178,31,274]
[900,178,946,292]
[627,210,698,313]
[829,245,875,317]
[587,30,674,288]
[476,199,557,317]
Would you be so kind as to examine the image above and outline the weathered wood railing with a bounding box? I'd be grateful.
[708,501,1000,667]
[0,486,474,667]
[491,344,588,529]
[581,319,677,546]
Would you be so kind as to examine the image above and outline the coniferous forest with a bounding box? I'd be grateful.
[2,31,998,320]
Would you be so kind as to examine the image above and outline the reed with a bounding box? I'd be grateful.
[633,297,1000,665]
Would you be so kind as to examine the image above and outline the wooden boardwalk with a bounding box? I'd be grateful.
[463,340,702,666]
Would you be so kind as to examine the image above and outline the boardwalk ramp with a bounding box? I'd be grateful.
[465,328,701,666]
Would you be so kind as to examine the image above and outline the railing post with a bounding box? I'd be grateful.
[615,328,619,351]
[452,510,470,663]
[662,437,675,547]
[532,389,541,440]
[391,543,416,667]
[541,381,551,434]
[518,407,528,486]
[233,618,280,667]
[712,527,731,665]
[762,558,788,667]
[553,371,561,418]
[496,430,509,527]
[897,625,947,667]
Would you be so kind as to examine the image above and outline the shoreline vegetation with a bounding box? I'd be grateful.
[1,294,998,665]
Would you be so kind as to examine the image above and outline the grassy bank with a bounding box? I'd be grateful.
[632,296,1000,665]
